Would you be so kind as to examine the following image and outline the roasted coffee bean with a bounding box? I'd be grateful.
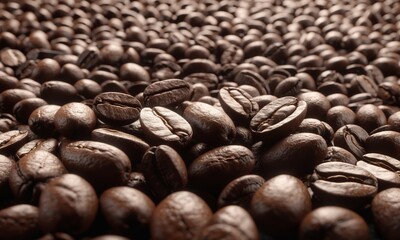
[0,204,40,240]
[77,48,100,70]
[91,128,149,168]
[150,191,212,240]
[299,206,369,240]
[60,141,131,192]
[181,101,236,146]
[120,63,151,83]
[372,188,400,240]
[9,150,66,202]
[0,130,29,156]
[365,131,400,159]
[333,124,369,159]
[28,105,60,138]
[387,111,400,131]
[355,104,387,133]
[326,106,356,131]
[259,133,327,179]
[13,98,47,124]
[74,79,102,100]
[349,75,379,97]
[196,205,259,240]
[140,107,192,148]
[15,60,36,79]
[143,79,191,107]
[18,78,41,97]
[0,89,36,113]
[218,87,259,125]
[297,118,334,142]
[183,73,219,91]
[311,162,378,211]
[251,174,312,237]
[31,58,61,83]
[218,174,264,209]
[323,146,358,165]
[273,76,302,97]
[0,74,19,92]
[0,154,14,194]
[26,49,65,61]
[100,187,155,239]
[234,70,269,95]
[39,174,98,235]
[0,49,26,67]
[297,91,331,120]
[250,96,307,143]
[93,92,141,126]
[54,102,97,139]
[15,138,58,160]
[189,145,255,192]
[40,81,81,105]
[141,145,187,199]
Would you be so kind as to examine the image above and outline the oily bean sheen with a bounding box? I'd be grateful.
[60,141,131,192]
[141,145,188,199]
[365,131,400,159]
[218,87,259,125]
[91,128,150,168]
[151,191,212,240]
[181,101,236,146]
[9,150,67,202]
[218,174,265,209]
[196,205,259,240]
[311,162,378,211]
[189,145,255,191]
[250,96,307,142]
[93,92,141,126]
[250,174,312,237]
[54,102,97,139]
[299,206,369,240]
[0,130,29,156]
[38,174,98,235]
[0,204,40,240]
[259,133,327,179]
[15,138,58,160]
[140,107,193,148]
[333,124,369,159]
[143,79,191,107]
[372,188,400,240]
[100,187,155,239]
[28,105,60,138]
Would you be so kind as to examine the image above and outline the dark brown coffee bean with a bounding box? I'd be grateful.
[189,145,255,192]
[0,154,14,194]
[181,101,236,146]
[0,204,40,240]
[234,70,270,95]
[250,96,307,143]
[218,87,259,125]
[15,138,58,160]
[349,75,379,97]
[39,174,98,235]
[0,74,18,92]
[297,91,331,120]
[326,106,356,131]
[141,145,187,199]
[120,63,150,82]
[40,81,81,105]
[60,141,131,192]
[140,107,193,148]
[31,58,61,83]
[220,45,244,65]
[18,78,41,97]
[93,92,141,126]
[217,174,264,209]
[150,191,212,240]
[0,89,36,113]
[91,128,150,169]
[299,206,369,240]
[9,150,67,202]
[323,146,358,165]
[297,118,334,143]
[372,188,400,240]
[196,205,259,240]
[355,104,387,133]
[77,48,100,70]
[74,79,102,100]
[333,124,369,159]
[13,98,47,124]
[365,131,400,159]
[54,102,97,139]
[387,111,400,131]
[28,105,60,138]
[251,174,312,237]
[143,79,191,107]
[100,187,155,239]
[0,130,29,156]
[259,133,327,179]
[311,162,378,211]
[0,49,26,67]
[91,236,129,240]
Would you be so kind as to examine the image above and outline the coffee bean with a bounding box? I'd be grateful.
[251,174,312,237]
[0,155,14,194]
[60,141,131,192]
[77,48,100,70]
[326,106,356,131]
[28,105,60,138]
[15,138,58,160]
[143,79,191,107]
[372,188,400,240]
[234,70,270,95]
[365,131,400,159]
[355,104,387,133]
[54,102,97,139]
[9,150,66,202]
[0,130,29,156]
[40,81,81,105]
[141,145,188,199]
[150,191,212,240]
[323,146,358,165]
[39,174,98,235]
[297,91,331,120]
[250,96,307,143]
[100,187,155,239]
[333,124,369,159]
[0,204,40,240]
[0,49,26,67]
[93,92,141,126]
[299,206,369,240]
[311,162,378,211]
[0,89,37,114]
[297,118,334,142]
[13,98,47,124]
[189,145,255,192]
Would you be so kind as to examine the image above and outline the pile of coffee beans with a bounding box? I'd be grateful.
[0,0,400,239]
